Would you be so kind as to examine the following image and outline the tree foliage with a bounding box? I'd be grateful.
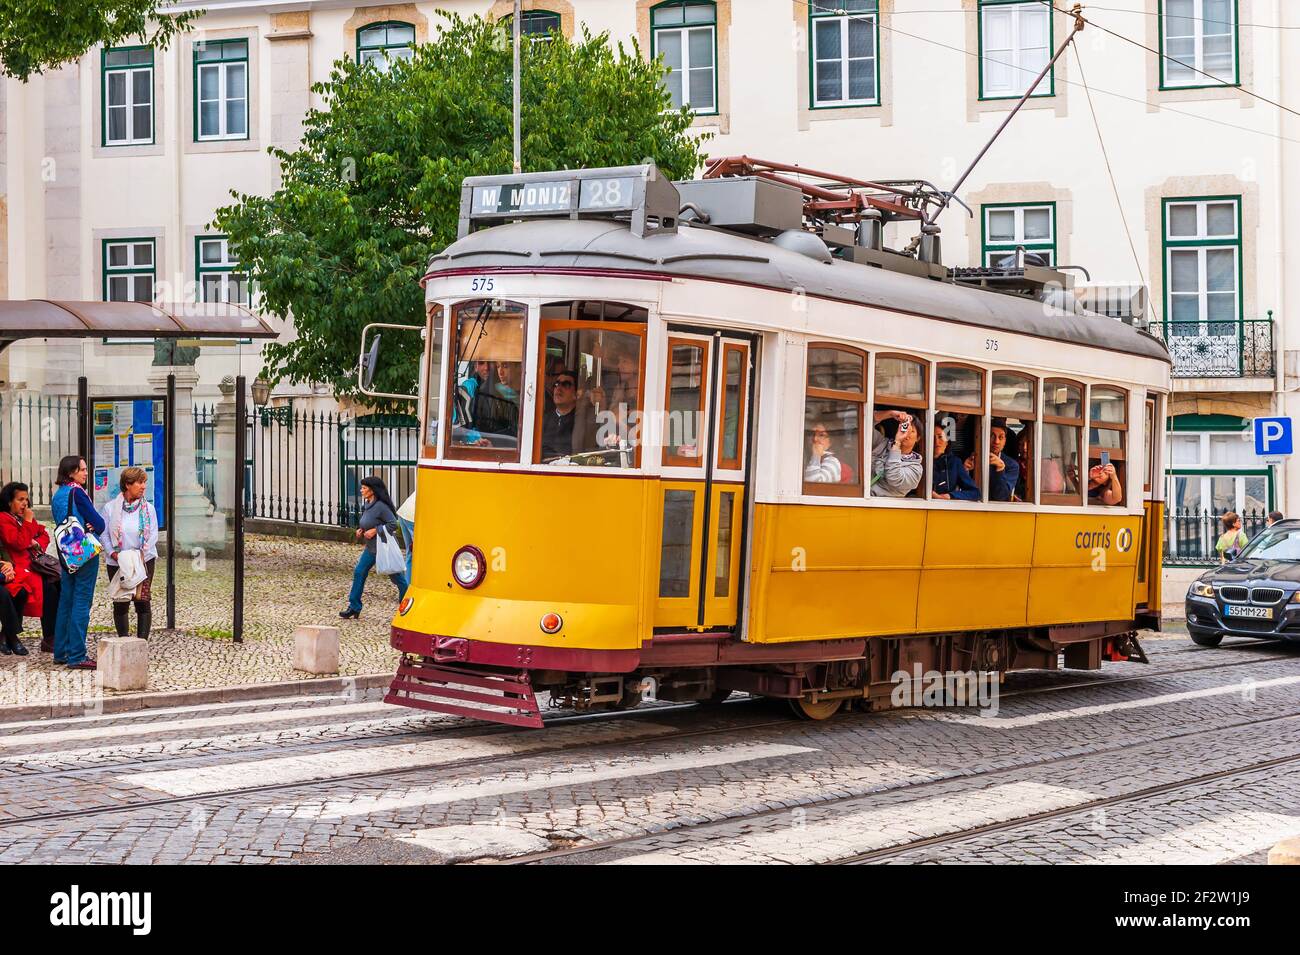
[214,14,708,407]
[0,0,198,80]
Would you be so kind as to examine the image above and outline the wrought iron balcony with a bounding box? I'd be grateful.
[1148,316,1275,379]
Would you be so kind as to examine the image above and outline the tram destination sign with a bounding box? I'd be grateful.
[458,165,681,239]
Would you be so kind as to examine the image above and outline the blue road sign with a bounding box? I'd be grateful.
[1254,417,1293,456]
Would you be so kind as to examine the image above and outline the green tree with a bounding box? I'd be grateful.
[0,0,199,80]
[214,14,707,406]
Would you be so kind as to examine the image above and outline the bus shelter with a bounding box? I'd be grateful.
[0,301,281,641]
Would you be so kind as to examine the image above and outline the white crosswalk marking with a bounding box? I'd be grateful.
[278,742,817,819]
[923,674,1300,729]
[607,781,1092,864]
[122,721,679,795]
[0,701,405,750]
[1078,812,1300,865]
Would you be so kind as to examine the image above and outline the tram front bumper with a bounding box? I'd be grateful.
[390,626,642,673]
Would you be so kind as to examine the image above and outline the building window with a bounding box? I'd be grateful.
[809,0,879,108]
[1161,0,1238,88]
[102,47,154,146]
[357,21,416,70]
[651,2,717,114]
[103,239,156,303]
[1163,196,1240,336]
[195,38,249,141]
[982,203,1055,266]
[502,10,563,40]
[196,237,250,305]
[1166,418,1271,563]
[979,1,1052,100]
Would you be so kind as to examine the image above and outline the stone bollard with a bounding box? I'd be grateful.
[293,625,340,675]
[97,637,149,691]
[1269,837,1300,865]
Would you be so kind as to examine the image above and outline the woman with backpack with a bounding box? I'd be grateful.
[50,455,105,670]
[1216,511,1250,564]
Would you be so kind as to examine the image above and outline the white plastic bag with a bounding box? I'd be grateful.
[374,526,406,576]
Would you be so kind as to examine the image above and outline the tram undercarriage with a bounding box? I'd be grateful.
[386,624,1148,727]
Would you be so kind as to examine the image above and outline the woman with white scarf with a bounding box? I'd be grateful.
[102,467,160,640]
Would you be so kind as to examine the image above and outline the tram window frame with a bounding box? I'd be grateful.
[717,341,749,472]
[870,352,929,500]
[1087,385,1128,508]
[443,298,528,464]
[1144,396,1157,495]
[1040,378,1085,506]
[804,343,868,498]
[933,362,986,504]
[534,303,649,468]
[663,335,712,468]
[422,302,445,459]
[990,370,1037,504]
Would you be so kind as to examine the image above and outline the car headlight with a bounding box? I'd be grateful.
[1189,582,1215,598]
[1290,591,1300,604]
[452,545,486,589]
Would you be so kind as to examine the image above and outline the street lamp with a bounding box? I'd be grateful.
[251,376,271,409]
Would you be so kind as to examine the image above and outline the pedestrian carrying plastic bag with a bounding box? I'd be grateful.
[374,525,406,576]
[53,512,103,574]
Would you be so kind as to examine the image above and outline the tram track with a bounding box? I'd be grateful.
[503,707,1300,865]
[0,647,1292,790]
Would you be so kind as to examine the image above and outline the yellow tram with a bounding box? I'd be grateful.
[364,161,1171,727]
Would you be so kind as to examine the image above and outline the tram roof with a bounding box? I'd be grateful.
[427,218,1171,366]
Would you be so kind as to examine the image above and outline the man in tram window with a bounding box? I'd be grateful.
[805,421,843,483]
[541,369,599,461]
[932,419,980,501]
[987,419,1021,502]
[870,410,923,497]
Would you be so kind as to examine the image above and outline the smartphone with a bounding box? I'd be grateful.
[1100,451,1111,467]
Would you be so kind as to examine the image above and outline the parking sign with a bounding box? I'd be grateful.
[1253,417,1293,457]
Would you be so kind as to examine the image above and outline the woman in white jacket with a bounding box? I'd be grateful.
[102,467,160,639]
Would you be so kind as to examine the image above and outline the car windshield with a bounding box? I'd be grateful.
[1239,528,1300,561]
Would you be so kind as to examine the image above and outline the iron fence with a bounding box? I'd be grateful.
[193,404,418,528]
[1164,508,1271,565]
[0,394,80,507]
[1148,317,1275,379]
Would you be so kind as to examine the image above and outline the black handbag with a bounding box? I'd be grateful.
[28,546,62,583]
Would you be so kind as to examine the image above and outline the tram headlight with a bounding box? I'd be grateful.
[1189,581,1215,599]
[452,545,486,589]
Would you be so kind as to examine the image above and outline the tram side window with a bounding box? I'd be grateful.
[446,299,526,462]
[991,372,1036,503]
[423,303,444,455]
[537,301,647,468]
[1088,386,1127,506]
[1041,379,1084,505]
[804,345,866,496]
[871,355,927,499]
[933,364,984,503]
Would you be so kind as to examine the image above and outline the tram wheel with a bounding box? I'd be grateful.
[788,696,843,721]
[700,689,733,706]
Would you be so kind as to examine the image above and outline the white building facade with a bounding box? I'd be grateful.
[2,0,1299,560]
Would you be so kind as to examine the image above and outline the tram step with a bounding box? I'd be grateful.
[385,661,543,729]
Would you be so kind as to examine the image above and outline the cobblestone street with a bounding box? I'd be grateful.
[0,632,1296,865]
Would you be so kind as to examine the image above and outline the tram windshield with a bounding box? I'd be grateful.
[447,299,526,459]
[537,301,647,468]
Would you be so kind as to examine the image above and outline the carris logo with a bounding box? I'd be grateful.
[49,885,151,936]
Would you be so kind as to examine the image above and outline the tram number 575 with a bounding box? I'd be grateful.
[470,276,495,292]
[985,338,999,351]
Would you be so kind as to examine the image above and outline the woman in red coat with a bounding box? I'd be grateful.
[0,481,61,654]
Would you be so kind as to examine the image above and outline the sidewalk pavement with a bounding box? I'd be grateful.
[0,534,401,716]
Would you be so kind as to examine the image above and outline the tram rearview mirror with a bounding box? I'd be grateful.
[362,333,382,390]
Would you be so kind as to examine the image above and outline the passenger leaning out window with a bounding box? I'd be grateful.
[987,418,1021,502]
[932,424,979,501]
[1086,463,1122,506]
[871,410,923,497]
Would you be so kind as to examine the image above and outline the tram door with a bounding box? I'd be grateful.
[1134,396,1162,613]
[654,329,755,631]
